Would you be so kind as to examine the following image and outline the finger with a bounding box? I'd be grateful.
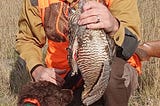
[83,1,100,11]
[78,15,98,25]
[79,8,99,20]
[46,77,62,86]
[49,76,64,86]
[44,72,64,86]
[86,22,104,29]
[50,68,65,84]
[54,68,66,75]
[55,74,65,84]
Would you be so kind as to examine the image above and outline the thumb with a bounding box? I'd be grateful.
[53,68,67,75]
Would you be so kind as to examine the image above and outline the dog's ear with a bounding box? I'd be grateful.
[61,89,73,103]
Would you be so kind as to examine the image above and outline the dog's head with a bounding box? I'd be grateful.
[18,81,73,106]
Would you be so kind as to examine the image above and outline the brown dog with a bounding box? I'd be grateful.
[18,81,73,106]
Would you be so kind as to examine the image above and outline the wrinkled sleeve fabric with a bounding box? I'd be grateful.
[109,0,141,60]
[16,0,46,72]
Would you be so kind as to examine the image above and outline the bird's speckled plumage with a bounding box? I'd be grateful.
[67,1,115,105]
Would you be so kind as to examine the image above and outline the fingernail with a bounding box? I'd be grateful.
[78,20,81,25]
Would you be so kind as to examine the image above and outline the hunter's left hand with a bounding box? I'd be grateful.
[78,1,119,36]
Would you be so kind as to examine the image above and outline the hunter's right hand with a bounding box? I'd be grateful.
[31,66,66,86]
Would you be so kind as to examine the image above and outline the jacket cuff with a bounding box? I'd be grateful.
[113,21,125,46]
[116,28,139,60]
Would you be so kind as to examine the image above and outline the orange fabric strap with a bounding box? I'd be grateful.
[55,2,67,39]
[24,98,40,106]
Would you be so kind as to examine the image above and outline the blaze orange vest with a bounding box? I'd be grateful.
[38,0,141,78]
[38,0,112,78]
[128,53,142,75]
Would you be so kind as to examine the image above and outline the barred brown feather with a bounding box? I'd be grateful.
[68,1,115,105]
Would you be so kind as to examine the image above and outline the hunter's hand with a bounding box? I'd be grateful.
[78,1,119,36]
[32,66,66,86]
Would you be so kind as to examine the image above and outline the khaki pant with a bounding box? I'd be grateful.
[67,57,138,106]
[104,57,138,106]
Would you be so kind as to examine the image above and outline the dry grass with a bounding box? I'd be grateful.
[0,0,24,105]
[0,0,160,106]
[129,0,160,106]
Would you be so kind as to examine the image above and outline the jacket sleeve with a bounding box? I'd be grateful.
[109,0,141,60]
[15,0,46,72]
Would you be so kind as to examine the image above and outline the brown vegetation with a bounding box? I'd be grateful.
[0,0,160,105]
